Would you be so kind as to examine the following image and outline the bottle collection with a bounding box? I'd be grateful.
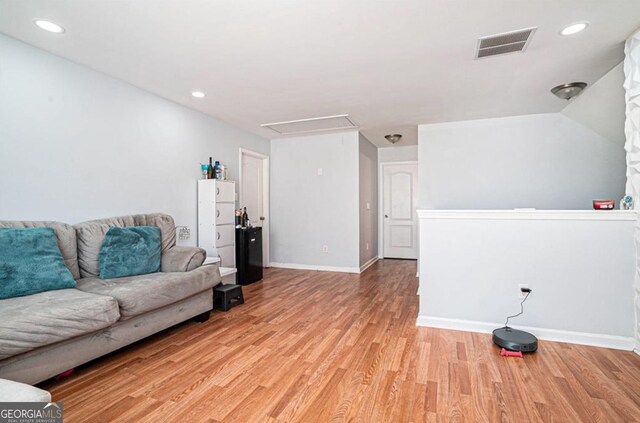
[236,207,250,228]
[201,157,228,180]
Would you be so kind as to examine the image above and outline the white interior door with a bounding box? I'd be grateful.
[241,154,263,226]
[383,163,418,259]
[240,150,269,265]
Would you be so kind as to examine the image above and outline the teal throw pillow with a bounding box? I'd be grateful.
[0,227,76,299]
[99,226,161,279]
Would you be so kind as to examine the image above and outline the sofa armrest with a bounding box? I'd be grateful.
[161,246,206,272]
[0,378,51,402]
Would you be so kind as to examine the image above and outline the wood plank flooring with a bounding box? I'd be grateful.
[41,259,640,422]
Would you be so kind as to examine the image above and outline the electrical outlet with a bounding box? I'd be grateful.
[366,242,369,250]
[366,202,370,210]
[518,284,530,299]
[177,226,191,241]
[322,245,329,254]
[317,168,323,176]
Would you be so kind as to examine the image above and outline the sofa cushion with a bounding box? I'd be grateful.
[0,227,77,299]
[75,265,219,319]
[0,289,120,360]
[99,226,161,279]
[0,221,80,280]
[75,214,176,278]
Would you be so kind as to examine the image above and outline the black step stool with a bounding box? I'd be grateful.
[213,284,244,311]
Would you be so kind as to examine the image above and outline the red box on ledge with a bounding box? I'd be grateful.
[593,199,615,210]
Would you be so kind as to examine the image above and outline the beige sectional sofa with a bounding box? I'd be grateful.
[0,213,220,385]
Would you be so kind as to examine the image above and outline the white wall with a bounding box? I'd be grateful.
[359,134,378,267]
[562,62,626,145]
[270,131,360,271]
[0,35,269,246]
[418,113,626,209]
[378,145,418,163]
[417,210,636,350]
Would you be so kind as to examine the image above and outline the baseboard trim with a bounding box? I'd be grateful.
[416,316,636,351]
[359,257,379,273]
[635,340,640,356]
[269,262,360,274]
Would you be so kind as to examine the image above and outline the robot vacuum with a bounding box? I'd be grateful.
[493,327,538,352]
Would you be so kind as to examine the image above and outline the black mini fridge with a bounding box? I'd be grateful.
[236,227,263,285]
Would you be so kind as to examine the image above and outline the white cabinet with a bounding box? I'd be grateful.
[198,180,236,269]
[216,246,235,269]
[216,225,235,246]
[215,203,236,225]
[215,182,235,203]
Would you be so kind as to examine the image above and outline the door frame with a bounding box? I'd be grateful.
[378,160,419,259]
[238,148,270,267]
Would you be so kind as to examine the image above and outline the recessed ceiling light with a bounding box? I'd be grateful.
[191,91,205,98]
[560,23,588,36]
[34,20,65,34]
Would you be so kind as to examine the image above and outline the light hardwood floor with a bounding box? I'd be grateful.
[42,259,640,422]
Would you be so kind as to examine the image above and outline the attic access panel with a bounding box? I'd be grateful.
[261,114,358,135]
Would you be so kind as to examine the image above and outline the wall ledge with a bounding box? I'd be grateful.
[417,209,637,221]
[416,315,636,351]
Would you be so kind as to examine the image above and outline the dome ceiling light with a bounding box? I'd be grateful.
[550,82,587,100]
[384,134,402,144]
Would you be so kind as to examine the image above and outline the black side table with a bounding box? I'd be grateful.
[213,284,244,311]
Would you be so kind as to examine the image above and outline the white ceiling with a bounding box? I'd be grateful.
[1,0,639,147]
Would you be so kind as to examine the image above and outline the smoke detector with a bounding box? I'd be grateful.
[475,27,537,59]
[385,134,402,144]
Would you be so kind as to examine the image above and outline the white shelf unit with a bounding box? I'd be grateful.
[197,180,237,274]
[201,256,236,285]
[220,267,237,285]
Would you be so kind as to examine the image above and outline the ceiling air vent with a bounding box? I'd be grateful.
[475,27,536,59]
[261,114,358,135]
